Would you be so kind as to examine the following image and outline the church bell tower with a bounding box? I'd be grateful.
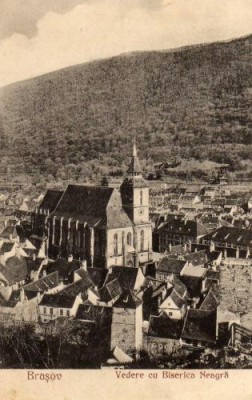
[120,141,152,266]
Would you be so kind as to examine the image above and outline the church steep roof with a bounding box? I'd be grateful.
[50,185,113,226]
[49,185,132,229]
[39,190,63,212]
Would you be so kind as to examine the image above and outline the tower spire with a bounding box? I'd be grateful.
[133,138,137,157]
[127,138,142,176]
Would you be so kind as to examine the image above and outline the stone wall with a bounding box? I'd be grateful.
[219,259,252,330]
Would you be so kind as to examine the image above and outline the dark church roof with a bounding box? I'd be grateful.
[50,185,132,229]
[39,190,63,212]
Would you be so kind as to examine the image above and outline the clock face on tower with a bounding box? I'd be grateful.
[138,209,144,216]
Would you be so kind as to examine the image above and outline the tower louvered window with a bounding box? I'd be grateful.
[140,230,144,251]
[113,233,118,255]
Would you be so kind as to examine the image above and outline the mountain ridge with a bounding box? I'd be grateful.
[0,34,251,184]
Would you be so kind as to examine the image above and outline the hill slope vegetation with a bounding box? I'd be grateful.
[0,34,251,183]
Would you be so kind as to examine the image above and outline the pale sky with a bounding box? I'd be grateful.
[0,0,251,87]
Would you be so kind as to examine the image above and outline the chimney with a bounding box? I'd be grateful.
[20,288,25,303]
[81,260,87,271]
[210,241,215,252]
[68,254,73,263]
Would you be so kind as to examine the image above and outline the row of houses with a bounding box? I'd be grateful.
[154,215,252,259]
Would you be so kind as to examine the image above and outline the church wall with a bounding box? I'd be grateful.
[107,227,134,268]
[133,224,153,265]
[93,228,107,267]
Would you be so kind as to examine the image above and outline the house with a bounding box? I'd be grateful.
[183,249,222,268]
[181,309,217,347]
[23,271,60,299]
[0,285,42,323]
[0,256,28,297]
[148,311,183,340]
[204,186,217,199]
[0,225,20,241]
[159,276,188,320]
[39,292,82,323]
[103,266,145,292]
[43,257,82,284]
[180,264,208,295]
[156,258,187,281]
[38,278,92,323]
[96,279,123,307]
[224,200,239,216]
[200,226,252,258]
[158,217,208,252]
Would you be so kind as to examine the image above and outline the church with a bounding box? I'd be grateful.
[33,143,153,269]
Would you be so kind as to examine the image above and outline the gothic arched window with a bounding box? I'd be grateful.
[127,232,132,246]
[140,190,143,206]
[122,232,125,252]
[113,233,118,255]
[140,230,144,252]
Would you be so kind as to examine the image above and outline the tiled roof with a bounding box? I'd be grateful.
[23,271,59,293]
[104,266,140,291]
[169,289,187,309]
[86,267,107,288]
[75,303,112,322]
[46,258,81,281]
[180,276,202,298]
[0,242,15,254]
[199,288,219,311]
[0,257,28,285]
[113,290,142,309]
[181,264,207,278]
[202,226,252,248]
[39,190,63,212]
[183,250,208,266]
[181,309,217,343]
[148,312,183,339]
[0,225,18,239]
[98,278,123,303]
[157,258,186,275]
[4,290,20,307]
[39,293,76,308]
[159,218,208,237]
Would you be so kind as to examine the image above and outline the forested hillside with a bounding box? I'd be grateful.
[0,34,251,184]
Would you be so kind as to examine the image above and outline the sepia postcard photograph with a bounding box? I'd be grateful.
[0,1,251,399]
